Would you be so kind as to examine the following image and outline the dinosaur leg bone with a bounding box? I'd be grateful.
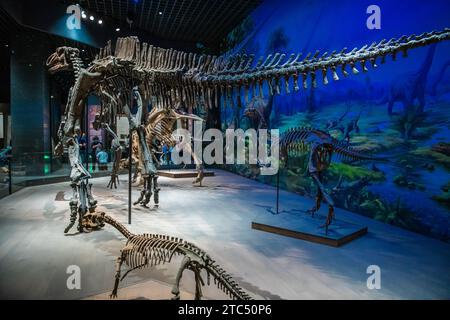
[184,142,204,186]
[153,175,160,207]
[171,256,191,300]
[133,127,157,207]
[133,177,152,207]
[86,182,97,212]
[64,182,79,234]
[310,172,335,235]
[191,265,205,300]
[103,123,122,189]
[306,174,323,218]
[77,181,88,233]
[110,251,126,299]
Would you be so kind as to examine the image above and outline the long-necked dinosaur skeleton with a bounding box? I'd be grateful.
[47,29,450,232]
[85,212,252,300]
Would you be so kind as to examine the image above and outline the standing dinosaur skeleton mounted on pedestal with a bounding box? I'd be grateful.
[46,29,449,233]
[280,128,385,234]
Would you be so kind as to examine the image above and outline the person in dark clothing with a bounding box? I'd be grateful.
[91,136,102,171]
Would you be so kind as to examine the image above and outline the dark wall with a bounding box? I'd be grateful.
[0,44,10,103]
[1,39,11,148]
[10,31,51,174]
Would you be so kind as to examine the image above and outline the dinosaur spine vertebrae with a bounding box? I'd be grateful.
[280,127,379,161]
[92,29,450,107]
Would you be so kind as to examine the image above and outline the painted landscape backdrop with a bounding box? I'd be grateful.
[217,0,450,241]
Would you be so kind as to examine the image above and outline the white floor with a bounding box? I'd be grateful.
[0,169,449,300]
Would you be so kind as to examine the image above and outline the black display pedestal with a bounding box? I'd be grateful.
[157,170,215,178]
[252,212,368,247]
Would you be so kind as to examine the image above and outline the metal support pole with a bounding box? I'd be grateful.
[128,131,132,224]
[128,80,133,225]
[8,155,12,195]
[276,170,280,214]
[84,100,89,171]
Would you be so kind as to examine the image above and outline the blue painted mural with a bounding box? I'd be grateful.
[219,0,450,241]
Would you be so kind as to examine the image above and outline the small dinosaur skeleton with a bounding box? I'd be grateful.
[280,127,383,234]
[89,212,252,300]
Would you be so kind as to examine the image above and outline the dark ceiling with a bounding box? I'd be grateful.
[61,0,262,47]
[0,6,98,62]
[0,6,22,44]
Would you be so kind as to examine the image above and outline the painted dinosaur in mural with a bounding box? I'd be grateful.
[46,28,450,231]
[325,103,362,144]
[431,58,450,97]
[243,94,274,129]
[380,42,438,115]
[86,212,253,300]
[280,127,384,234]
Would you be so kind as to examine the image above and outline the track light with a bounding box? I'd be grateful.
[98,20,103,24]
[116,28,120,32]
[81,11,86,19]
[158,11,162,15]
[89,16,94,21]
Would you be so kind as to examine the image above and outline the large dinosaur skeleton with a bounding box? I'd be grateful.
[46,29,449,231]
[280,127,384,234]
[87,212,252,300]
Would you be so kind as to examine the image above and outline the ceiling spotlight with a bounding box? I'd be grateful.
[89,15,94,21]
[115,28,120,32]
[81,11,86,19]
[98,20,103,24]
[158,11,162,15]
[5,44,8,47]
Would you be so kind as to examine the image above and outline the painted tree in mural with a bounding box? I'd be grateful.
[243,26,291,129]
[267,27,290,127]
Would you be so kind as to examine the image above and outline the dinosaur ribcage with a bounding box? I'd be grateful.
[280,129,313,158]
[145,116,178,147]
[124,235,183,269]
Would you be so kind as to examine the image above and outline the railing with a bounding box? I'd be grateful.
[0,148,208,200]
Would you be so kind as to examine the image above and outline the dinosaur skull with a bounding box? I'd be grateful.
[82,211,106,230]
[46,46,79,74]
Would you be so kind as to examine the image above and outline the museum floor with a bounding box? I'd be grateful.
[0,169,449,300]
